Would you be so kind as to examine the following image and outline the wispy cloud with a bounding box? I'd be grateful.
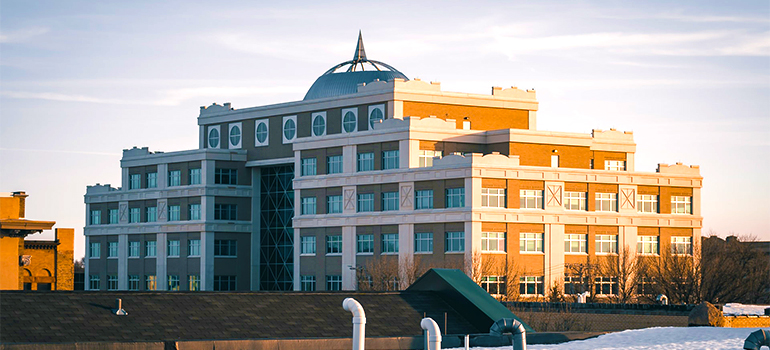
[0,148,120,156]
[0,27,49,43]
[0,91,133,104]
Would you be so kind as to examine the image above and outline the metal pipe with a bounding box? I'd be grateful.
[464,334,469,350]
[489,318,527,350]
[421,317,442,350]
[743,329,769,350]
[342,298,366,350]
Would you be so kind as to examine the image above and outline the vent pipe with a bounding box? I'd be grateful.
[342,298,366,350]
[113,298,128,316]
[490,318,526,350]
[577,291,590,303]
[656,294,668,305]
[743,329,769,350]
[421,317,442,350]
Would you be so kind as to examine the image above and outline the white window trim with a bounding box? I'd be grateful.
[254,119,269,147]
[311,111,327,137]
[341,107,357,134]
[368,104,385,130]
[282,115,297,144]
[208,125,220,149]
[228,122,242,149]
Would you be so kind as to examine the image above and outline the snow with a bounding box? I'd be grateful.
[723,303,770,316]
[446,327,758,350]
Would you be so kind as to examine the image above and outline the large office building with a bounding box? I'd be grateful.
[84,35,702,294]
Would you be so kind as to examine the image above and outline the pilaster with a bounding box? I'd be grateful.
[465,221,481,278]
[156,233,167,290]
[544,223,565,292]
[398,223,414,289]
[84,236,91,290]
[342,226,356,290]
[251,167,262,291]
[118,234,128,290]
[157,163,168,189]
[619,225,638,253]
[200,231,214,291]
[343,145,356,173]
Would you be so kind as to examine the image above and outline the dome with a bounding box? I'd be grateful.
[303,32,408,101]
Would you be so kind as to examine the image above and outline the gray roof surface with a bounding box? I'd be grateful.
[303,70,408,100]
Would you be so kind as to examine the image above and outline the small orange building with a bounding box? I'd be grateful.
[0,191,74,290]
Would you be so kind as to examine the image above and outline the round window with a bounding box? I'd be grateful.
[343,111,356,133]
[312,115,326,136]
[369,108,383,129]
[208,128,220,148]
[283,118,296,140]
[256,122,268,143]
[229,125,241,146]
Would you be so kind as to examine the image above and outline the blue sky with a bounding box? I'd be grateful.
[1,0,768,259]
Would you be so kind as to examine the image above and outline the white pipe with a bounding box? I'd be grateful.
[421,317,442,350]
[342,298,366,350]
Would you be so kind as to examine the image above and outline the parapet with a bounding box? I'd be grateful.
[592,128,635,143]
[491,86,536,100]
[200,102,233,117]
[86,184,120,194]
[657,162,701,176]
[122,146,150,158]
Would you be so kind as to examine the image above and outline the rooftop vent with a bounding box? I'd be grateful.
[113,298,128,316]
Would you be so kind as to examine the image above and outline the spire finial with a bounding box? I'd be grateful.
[353,30,367,61]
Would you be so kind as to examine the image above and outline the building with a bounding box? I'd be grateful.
[0,191,75,290]
[84,34,702,294]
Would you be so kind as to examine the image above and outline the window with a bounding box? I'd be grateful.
[481,188,506,208]
[214,240,237,257]
[595,276,618,295]
[368,106,384,129]
[108,275,118,290]
[255,120,269,146]
[301,275,316,291]
[482,232,506,253]
[418,150,442,167]
[312,113,326,136]
[326,275,342,291]
[520,233,543,253]
[671,236,692,255]
[89,275,100,290]
[109,209,118,224]
[445,232,465,253]
[327,155,343,174]
[208,127,220,148]
[169,205,180,221]
[482,276,506,295]
[300,236,316,255]
[168,170,181,187]
[551,155,559,168]
[564,275,586,295]
[214,276,236,291]
[229,123,242,148]
[146,172,157,188]
[596,193,617,212]
[342,110,357,133]
[415,190,433,209]
[637,277,656,295]
[357,234,374,254]
[214,204,237,220]
[596,234,618,254]
[189,275,200,291]
[671,196,691,214]
[605,160,625,171]
[214,168,238,185]
[167,240,180,257]
[520,276,544,295]
[382,150,399,170]
[90,210,101,225]
[129,207,140,223]
[327,195,342,214]
[357,193,374,212]
[382,233,399,254]
[301,158,317,176]
[414,232,433,253]
[129,174,141,190]
[564,234,587,253]
[326,235,342,255]
[301,197,317,215]
[357,152,374,172]
[168,275,180,291]
[637,236,659,255]
[188,239,200,256]
[446,188,465,208]
[520,190,543,209]
[128,241,140,258]
[382,191,399,211]
[283,116,296,142]
[564,192,586,211]
[108,242,118,258]
[145,275,156,291]
[146,206,157,222]
[189,204,201,220]
[145,241,157,257]
[189,168,201,185]
[89,242,100,259]
[637,194,658,213]
[128,275,140,291]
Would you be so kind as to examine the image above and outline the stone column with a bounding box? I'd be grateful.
[118,234,128,290]
[398,223,414,289]
[544,224,565,292]
[343,145,356,173]
[156,233,167,291]
[200,231,215,291]
[157,163,168,189]
[342,226,356,290]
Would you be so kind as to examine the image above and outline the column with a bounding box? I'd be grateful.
[200,231,215,291]
[202,159,215,185]
[619,226,638,254]
[251,167,262,291]
[398,223,414,289]
[467,177,481,208]
[626,153,635,172]
[202,195,215,221]
[343,145,356,173]
[342,226,356,290]
[118,234,128,290]
[402,139,420,169]
[544,224,565,292]
[84,236,91,290]
[692,187,702,217]
[465,221,482,278]
[157,163,168,189]
[121,167,129,190]
[156,233,167,290]
[293,228,301,291]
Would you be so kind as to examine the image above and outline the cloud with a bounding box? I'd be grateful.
[0,91,133,104]
[0,148,120,156]
[0,27,49,43]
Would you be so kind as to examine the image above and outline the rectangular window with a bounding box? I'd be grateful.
[146,172,157,188]
[214,204,237,220]
[90,210,101,225]
[564,234,587,253]
[188,275,200,291]
[108,241,118,258]
[414,232,433,254]
[89,242,100,258]
[168,275,180,291]
[188,239,200,256]
[301,158,317,176]
[594,276,618,295]
[604,160,626,171]
[418,150,442,167]
[189,204,201,220]
[482,232,506,253]
[301,275,316,291]
[381,191,399,211]
[146,206,157,222]
[189,168,201,185]
[382,233,399,254]
[128,241,140,258]
[637,236,659,255]
[145,241,157,257]
[168,205,181,221]
[445,231,465,253]
[167,240,180,257]
[327,155,343,174]
[89,275,100,290]
[108,275,118,290]
[519,276,544,295]
[301,236,316,255]
[564,192,587,211]
[415,190,434,209]
[551,155,559,168]
[564,275,586,295]
[327,195,342,214]
[519,233,543,253]
[128,275,140,291]
[214,276,237,291]
[129,207,140,223]
[357,193,374,212]
[596,234,618,254]
[671,236,693,255]
[445,188,465,208]
[357,234,374,254]
[637,194,658,213]
[214,168,238,185]
[326,235,342,255]
[671,196,692,214]
[357,152,374,172]
[109,209,118,224]
[596,193,617,212]
[214,240,237,257]
[326,275,342,291]
[301,197,317,215]
[482,276,506,295]
[129,174,141,190]
[637,277,656,295]
[168,170,181,187]
[520,190,543,209]
[382,150,399,170]
[145,275,156,291]
[481,188,506,208]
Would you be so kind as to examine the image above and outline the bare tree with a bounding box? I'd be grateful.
[599,245,641,303]
[641,241,702,305]
[701,234,770,304]
[565,256,599,302]
[358,256,400,291]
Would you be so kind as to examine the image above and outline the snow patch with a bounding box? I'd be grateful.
[723,303,770,316]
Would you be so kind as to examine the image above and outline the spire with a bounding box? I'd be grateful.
[353,30,367,62]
